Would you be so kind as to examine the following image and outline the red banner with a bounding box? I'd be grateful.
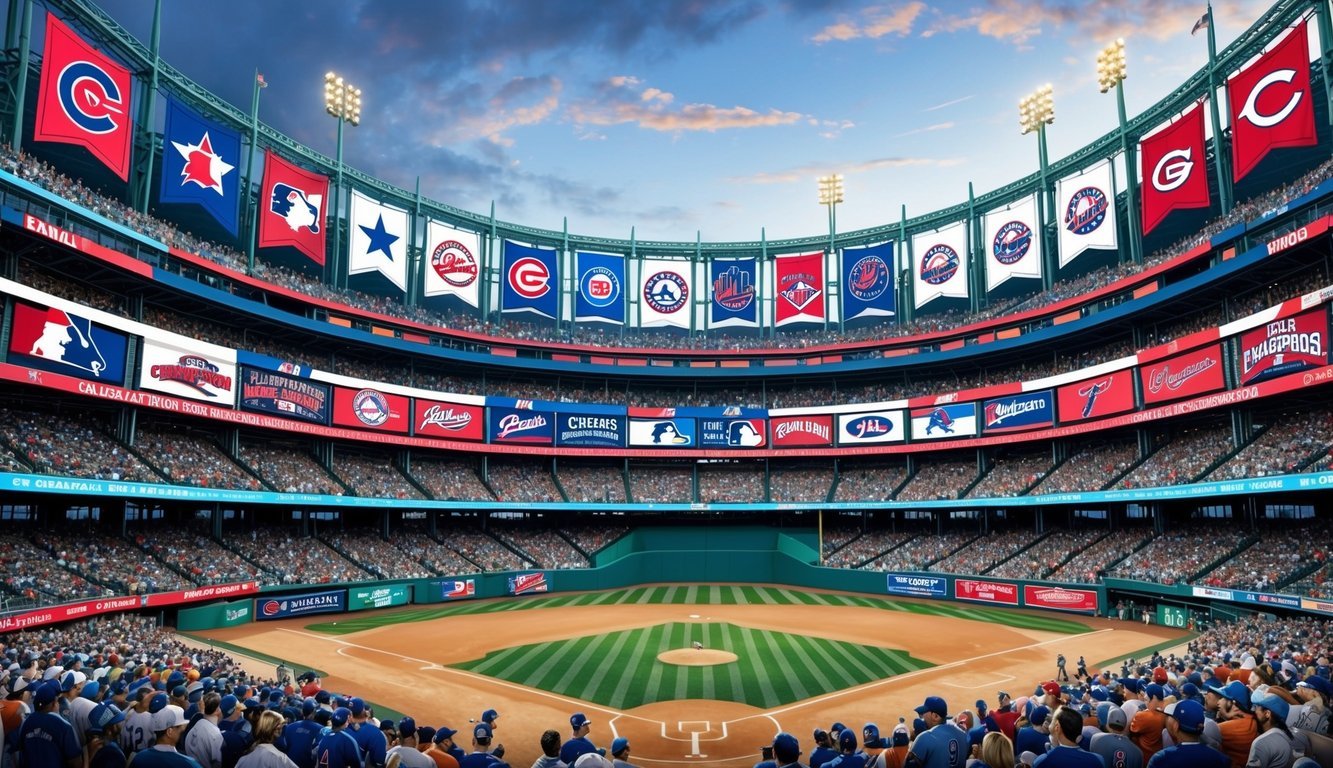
[34,13,133,180]
[954,578,1019,605]
[1023,585,1098,613]
[143,581,259,608]
[1266,215,1331,257]
[1140,344,1225,404]
[774,253,825,326]
[413,398,484,441]
[0,580,257,632]
[1229,22,1318,183]
[770,414,833,447]
[332,387,410,433]
[1140,105,1210,235]
[1057,370,1136,423]
[257,150,329,266]
[1240,309,1327,385]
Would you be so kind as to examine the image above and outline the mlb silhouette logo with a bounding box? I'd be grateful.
[9,303,126,383]
[728,420,765,447]
[270,183,322,233]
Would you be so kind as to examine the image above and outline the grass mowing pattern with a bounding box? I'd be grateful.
[306,585,1090,636]
[453,621,933,709]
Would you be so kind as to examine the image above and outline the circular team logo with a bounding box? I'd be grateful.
[919,244,959,286]
[847,255,889,301]
[1064,186,1109,235]
[508,256,551,299]
[643,271,688,314]
[57,61,125,134]
[992,221,1032,265]
[580,266,620,308]
[261,600,281,617]
[352,389,390,427]
[430,240,477,287]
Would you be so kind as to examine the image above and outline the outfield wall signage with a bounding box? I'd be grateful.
[348,584,411,611]
[1022,585,1097,613]
[1239,309,1327,385]
[239,367,330,424]
[628,417,696,447]
[420,579,477,603]
[884,574,946,598]
[221,602,252,627]
[143,581,259,608]
[139,338,236,404]
[0,580,259,632]
[954,578,1019,605]
[509,573,548,595]
[255,590,345,620]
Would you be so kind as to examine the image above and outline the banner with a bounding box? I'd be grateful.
[332,386,409,434]
[769,415,834,447]
[501,241,558,319]
[9,302,127,384]
[954,579,1019,605]
[709,259,758,329]
[238,366,330,424]
[348,584,410,611]
[912,221,969,308]
[1056,370,1135,423]
[639,258,692,329]
[1240,310,1327,384]
[983,195,1042,290]
[142,581,259,608]
[508,573,548,595]
[413,398,484,441]
[698,417,766,448]
[1139,105,1210,236]
[348,189,409,291]
[0,595,141,633]
[885,574,947,598]
[910,403,977,440]
[555,414,625,447]
[159,96,241,234]
[257,150,328,266]
[423,220,481,307]
[424,579,476,602]
[490,406,554,445]
[1229,22,1317,183]
[1140,344,1225,404]
[774,252,826,326]
[1022,585,1098,613]
[982,391,1054,434]
[1056,159,1118,267]
[255,590,345,620]
[575,252,625,324]
[34,13,133,180]
[841,243,895,321]
[628,417,696,447]
[139,337,236,404]
[837,410,906,445]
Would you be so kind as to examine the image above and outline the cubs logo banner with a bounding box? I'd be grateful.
[770,415,833,447]
[1055,370,1135,423]
[139,337,236,404]
[628,418,696,447]
[423,220,480,308]
[982,391,1054,434]
[348,190,408,292]
[1228,22,1317,183]
[639,258,692,329]
[9,301,127,384]
[1139,344,1225,405]
[911,221,969,308]
[698,418,766,448]
[837,410,905,445]
[709,259,758,329]
[575,252,625,325]
[501,241,558,319]
[1139,105,1210,236]
[555,414,626,447]
[774,252,825,326]
[332,386,409,434]
[257,150,328,266]
[413,397,484,441]
[841,243,895,321]
[910,403,977,440]
[490,406,554,445]
[1056,159,1118,268]
[1240,310,1326,385]
[159,97,241,235]
[983,195,1042,291]
[34,14,133,181]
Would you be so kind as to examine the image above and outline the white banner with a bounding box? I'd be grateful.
[1056,159,1118,268]
[638,258,692,329]
[911,220,969,308]
[423,220,481,307]
[836,410,906,445]
[983,194,1043,291]
[139,337,237,404]
[348,189,408,291]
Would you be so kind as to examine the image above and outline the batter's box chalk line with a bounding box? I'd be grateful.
[677,721,711,733]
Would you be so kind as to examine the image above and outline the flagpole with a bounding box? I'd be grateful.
[560,216,569,335]
[759,228,769,338]
[1204,2,1234,214]
[1315,3,1333,126]
[8,0,31,152]
[410,176,422,309]
[692,231,701,338]
[244,71,266,275]
[899,205,911,326]
[135,0,162,214]
[968,182,980,314]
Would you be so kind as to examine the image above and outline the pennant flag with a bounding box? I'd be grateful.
[983,195,1042,291]
[709,258,758,329]
[1228,22,1317,183]
[159,96,241,235]
[348,189,408,291]
[1191,10,1210,35]
[774,252,826,326]
[841,243,895,321]
[1139,105,1210,236]
[912,221,969,308]
[501,240,558,319]
[1056,159,1118,268]
[639,258,692,329]
[575,251,625,324]
[34,13,133,181]
[424,220,481,307]
[257,150,328,266]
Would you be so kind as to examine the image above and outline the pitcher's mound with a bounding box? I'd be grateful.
[657,648,738,666]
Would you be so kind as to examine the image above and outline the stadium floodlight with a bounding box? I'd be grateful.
[323,72,362,288]
[1018,85,1055,290]
[817,174,843,331]
[1096,39,1141,264]
[1096,38,1127,94]
[1017,84,1054,135]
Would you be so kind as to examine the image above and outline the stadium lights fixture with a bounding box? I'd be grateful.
[1096,38,1128,94]
[324,71,362,126]
[817,174,844,207]
[1018,84,1054,135]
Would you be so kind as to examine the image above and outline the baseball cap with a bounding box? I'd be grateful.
[482,708,499,724]
[1164,699,1204,734]
[974,698,988,713]
[1207,680,1252,711]
[61,670,86,692]
[812,728,828,743]
[1145,683,1165,701]
[34,681,60,707]
[153,705,188,732]
[433,727,457,743]
[1153,667,1169,684]
[81,680,100,700]
[399,717,417,738]
[772,732,800,761]
[571,712,591,729]
[331,707,352,727]
[244,697,262,711]
[611,737,629,756]
[220,695,244,716]
[348,697,366,716]
[171,685,188,699]
[1028,706,1050,726]
[315,690,331,704]
[473,722,493,741]
[166,671,185,688]
[862,723,881,748]
[89,703,126,734]
[891,729,909,747]
[301,697,317,715]
[1041,682,1061,697]
[417,727,436,744]
[1118,678,1141,695]
[1180,682,1200,699]
[914,696,947,718]
[1250,691,1290,721]
[997,691,1011,701]
[838,729,857,750]
[9,676,30,695]
[149,692,169,713]
[1298,675,1332,697]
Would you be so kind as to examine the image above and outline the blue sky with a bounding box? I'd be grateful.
[86,0,1274,243]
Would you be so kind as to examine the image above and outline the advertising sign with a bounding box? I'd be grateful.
[9,301,128,384]
[508,573,549,595]
[348,584,411,611]
[255,590,345,620]
[139,337,236,404]
[1056,371,1135,423]
[1022,585,1098,613]
[910,403,978,440]
[490,406,554,445]
[698,418,766,448]
[628,417,696,447]
[142,581,259,608]
[1239,309,1327,385]
[413,398,484,441]
[982,390,1054,434]
[555,414,626,447]
[238,367,329,424]
[838,410,906,445]
[421,579,477,602]
[1140,344,1225,405]
[954,579,1019,605]
[332,387,410,433]
[770,415,834,447]
[885,574,947,598]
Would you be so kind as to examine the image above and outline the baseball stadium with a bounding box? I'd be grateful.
[0,1,1332,767]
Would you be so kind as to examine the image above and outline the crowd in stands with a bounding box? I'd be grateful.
[865,532,977,572]
[0,408,158,483]
[1115,424,1237,489]
[819,524,864,558]
[969,454,1051,498]
[559,523,628,555]
[1035,441,1140,494]
[227,527,374,585]
[34,529,191,596]
[929,530,1041,575]
[833,464,907,502]
[1197,519,1333,594]
[1109,523,1237,586]
[629,466,693,503]
[1211,408,1333,481]
[556,465,626,503]
[487,461,562,503]
[320,530,435,580]
[0,531,111,604]
[135,426,263,491]
[769,466,832,502]
[443,529,530,572]
[409,459,495,501]
[895,459,977,502]
[697,465,764,503]
[490,525,588,569]
[822,530,914,569]
[989,529,1108,581]
[333,454,424,500]
[236,443,344,496]
[135,530,260,587]
[1044,526,1155,585]
[393,521,486,576]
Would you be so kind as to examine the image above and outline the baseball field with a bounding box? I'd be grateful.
[197,584,1185,767]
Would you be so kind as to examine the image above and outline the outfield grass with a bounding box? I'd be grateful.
[453,621,933,709]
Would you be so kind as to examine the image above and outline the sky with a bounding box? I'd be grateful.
[79,0,1277,245]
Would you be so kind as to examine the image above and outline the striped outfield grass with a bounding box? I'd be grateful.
[452,621,933,709]
[305,584,1090,636]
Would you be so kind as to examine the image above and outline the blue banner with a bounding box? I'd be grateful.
[235,350,310,378]
[575,252,625,325]
[490,406,555,445]
[709,259,758,328]
[238,366,329,425]
[255,590,345,620]
[885,574,947,598]
[842,243,895,321]
[9,302,128,385]
[556,414,625,447]
[502,241,558,319]
[159,96,241,235]
[982,390,1053,434]
[698,417,767,448]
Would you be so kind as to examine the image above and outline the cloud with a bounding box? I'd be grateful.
[730,156,964,185]
[892,121,955,138]
[571,77,804,133]
[812,2,926,43]
[923,95,974,112]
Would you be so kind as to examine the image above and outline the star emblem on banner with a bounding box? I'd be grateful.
[171,132,234,195]
[359,214,400,260]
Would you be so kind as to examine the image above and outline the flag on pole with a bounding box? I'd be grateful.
[347,189,408,291]
[257,150,328,266]
[424,220,481,307]
[1228,22,1317,183]
[159,96,241,235]
[1191,10,1210,36]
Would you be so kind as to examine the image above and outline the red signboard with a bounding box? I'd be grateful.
[0,580,257,632]
[954,578,1019,605]
[331,387,410,433]
[1056,370,1136,423]
[142,580,259,608]
[1239,309,1327,385]
[413,398,484,441]
[1022,585,1098,613]
[770,414,833,447]
[1139,344,1225,404]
